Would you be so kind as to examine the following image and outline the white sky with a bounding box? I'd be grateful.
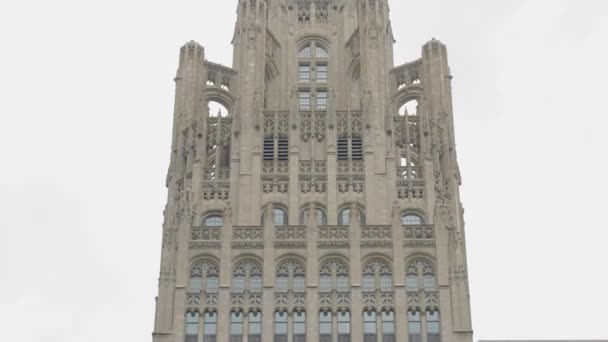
[1,1,607,341]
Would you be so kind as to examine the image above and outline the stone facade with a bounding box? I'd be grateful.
[153,1,473,342]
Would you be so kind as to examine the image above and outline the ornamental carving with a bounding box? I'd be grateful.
[299,161,327,193]
[403,225,435,247]
[191,227,221,241]
[336,112,363,137]
[275,293,307,313]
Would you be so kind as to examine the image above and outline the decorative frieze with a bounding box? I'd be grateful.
[231,292,263,313]
[274,292,307,313]
[262,161,289,193]
[201,168,231,200]
[318,225,350,248]
[337,161,365,193]
[361,225,393,248]
[318,291,351,313]
[362,290,395,312]
[299,161,327,193]
[403,225,435,247]
[407,290,440,312]
[232,226,264,249]
[275,225,307,248]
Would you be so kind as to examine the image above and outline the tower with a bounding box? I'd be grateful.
[153,1,473,342]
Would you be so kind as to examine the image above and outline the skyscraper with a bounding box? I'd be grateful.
[153,1,473,342]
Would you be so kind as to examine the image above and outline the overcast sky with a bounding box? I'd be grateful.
[1,1,607,341]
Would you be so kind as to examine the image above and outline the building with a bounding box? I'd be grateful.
[152,1,473,342]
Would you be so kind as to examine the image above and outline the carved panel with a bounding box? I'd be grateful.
[403,225,435,247]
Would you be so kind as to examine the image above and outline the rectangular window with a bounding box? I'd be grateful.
[189,276,202,290]
[380,275,392,290]
[382,311,395,342]
[299,64,311,83]
[320,275,332,292]
[250,276,262,291]
[337,138,349,161]
[351,137,363,160]
[249,312,262,342]
[424,275,436,290]
[276,276,288,289]
[427,312,441,342]
[319,312,332,342]
[230,312,243,342]
[275,312,288,342]
[299,91,311,110]
[316,64,328,83]
[277,138,288,161]
[233,277,245,292]
[338,311,351,342]
[362,275,375,291]
[204,312,217,342]
[293,312,306,342]
[364,311,377,342]
[337,276,349,292]
[206,277,219,291]
[408,311,422,342]
[263,138,274,160]
[185,312,199,342]
[294,276,306,290]
[406,275,419,290]
[316,90,328,110]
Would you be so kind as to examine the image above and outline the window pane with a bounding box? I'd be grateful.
[406,275,419,289]
[207,277,218,290]
[294,276,306,290]
[299,46,311,58]
[233,277,245,292]
[316,46,328,58]
[250,276,262,290]
[424,276,436,289]
[276,276,288,289]
[204,216,223,226]
[338,209,350,225]
[402,214,423,225]
[299,65,310,82]
[190,277,202,290]
[299,91,310,110]
[338,312,350,333]
[274,209,287,225]
[316,64,328,83]
[316,90,327,110]
[380,275,392,290]
[320,275,332,292]
[363,275,375,290]
[337,276,349,291]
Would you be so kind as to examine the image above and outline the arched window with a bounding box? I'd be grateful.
[362,259,393,291]
[233,259,263,293]
[298,41,329,110]
[203,312,217,342]
[190,260,219,292]
[274,312,288,342]
[230,312,244,342]
[398,99,420,116]
[293,312,306,342]
[248,312,262,342]
[402,213,424,225]
[408,311,422,342]
[427,311,441,342]
[300,207,327,225]
[338,206,365,225]
[363,311,377,342]
[185,312,199,342]
[406,259,436,290]
[276,259,306,291]
[319,258,349,292]
[203,214,223,227]
[261,205,288,225]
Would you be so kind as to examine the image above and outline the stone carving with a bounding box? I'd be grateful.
[191,227,221,241]
[299,161,327,193]
[232,226,264,249]
[403,225,435,247]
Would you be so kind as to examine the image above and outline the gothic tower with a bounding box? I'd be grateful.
[153,1,473,342]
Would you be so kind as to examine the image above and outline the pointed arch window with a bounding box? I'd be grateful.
[276,259,306,291]
[233,260,263,293]
[190,260,219,292]
[362,259,393,291]
[261,205,288,225]
[298,41,329,111]
[203,214,223,227]
[406,259,436,290]
[319,258,349,292]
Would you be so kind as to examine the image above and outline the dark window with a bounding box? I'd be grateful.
[351,137,363,160]
[337,138,348,160]
[278,138,288,161]
[264,138,274,160]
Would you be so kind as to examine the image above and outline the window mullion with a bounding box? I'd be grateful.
[421,311,429,342]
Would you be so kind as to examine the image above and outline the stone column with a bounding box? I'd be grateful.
[349,205,363,342]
